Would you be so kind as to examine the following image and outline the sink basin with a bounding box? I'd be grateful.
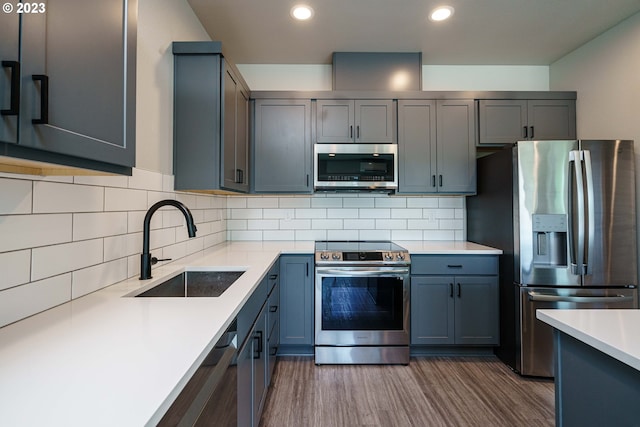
[135,271,244,297]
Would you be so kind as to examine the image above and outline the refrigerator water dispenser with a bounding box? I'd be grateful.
[532,214,567,267]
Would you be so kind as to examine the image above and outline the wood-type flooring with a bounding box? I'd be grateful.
[260,356,554,427]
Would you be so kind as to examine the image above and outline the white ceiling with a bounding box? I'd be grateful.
[187,0,640,66]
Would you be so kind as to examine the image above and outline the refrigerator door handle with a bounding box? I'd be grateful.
[582,150,595,275]
[527,291,634,304]
[568,150,586,275]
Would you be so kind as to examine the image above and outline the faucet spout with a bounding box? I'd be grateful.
[140,199,197,280]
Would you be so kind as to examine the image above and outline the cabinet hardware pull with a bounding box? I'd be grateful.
[269,305,278,312]
[269,345,278,356]
[269,274,278,280]
[253,331,263,359]
[447,264,463,268]
[523,126,528,139]
[1,61,20,116]
[457,283,461,298]
[530,126,534,139]
[356,125,360,139]
[349,125,353,139]
[449,283,453,298]
[306,262,309,277]
[235,169,244,184]
[306,174,310,187]
[432,175,436,188]
[32,74,49,124]
[439,175,443,187]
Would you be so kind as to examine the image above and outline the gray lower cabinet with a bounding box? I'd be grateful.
[478,99,576,145]
[278,255,314,353]
[173,41,250,193]
[237,262,279,427]
[252,99,312,193]
[397,99,476,194]
[411,255,499,346]
[0,0,136,175]
[315,99,396,143]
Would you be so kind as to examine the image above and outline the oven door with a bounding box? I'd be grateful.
[315,266,410,346]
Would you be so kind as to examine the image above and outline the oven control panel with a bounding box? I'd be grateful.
[315,251,410,264]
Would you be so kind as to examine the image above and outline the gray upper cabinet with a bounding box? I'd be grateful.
[397,99,476,194]
[315,99,396,143]
[222,64,250,192]
[173,42,250,193]
[1,0,136,175]
[252,99,312,193]
[478,99,576,145]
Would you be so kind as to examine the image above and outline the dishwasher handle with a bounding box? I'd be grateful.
[527,291,634,304]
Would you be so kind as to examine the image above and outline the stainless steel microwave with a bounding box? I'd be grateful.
[314,144,398,191]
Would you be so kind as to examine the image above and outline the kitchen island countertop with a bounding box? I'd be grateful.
[0,240,499,426]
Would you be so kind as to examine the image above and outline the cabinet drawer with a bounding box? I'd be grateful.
[237,277,268,346]
[268,281,280,341]
[411,255,498,275]
[267,264,279,296]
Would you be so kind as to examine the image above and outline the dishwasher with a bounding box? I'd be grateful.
[158,319,238,426]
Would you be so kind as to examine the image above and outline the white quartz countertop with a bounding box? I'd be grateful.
[537,309,640,371]
[0,240,499,426]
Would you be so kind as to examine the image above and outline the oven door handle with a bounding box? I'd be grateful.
[316,268,409,276]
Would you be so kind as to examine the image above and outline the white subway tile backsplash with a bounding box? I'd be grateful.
[327,208,358,219]
[0,178,32,214]
[128,210,162,233]
[163,241,188,261]
[149,227,176,250]
[104,233,140,262]
[312,219,343,230]
[73,174,129,188]
[33,181,104,213]
[0,250,31,290]
[230,208,263,220]
[227,219,248,230]
[279,219,311,230]
[359,208,391,219]
[279,197,311,208]
[230,230,263,241]
[72,258,128,299]
[375,197,407,208]
[147,191,175,207]
[263,230,295,241]
[343,197,375,208]
[226,197,247,209]
[295,208,327,219]
[375,219,407,230]
[263,209,294,219]
[128,168,164,192]
[408,219,439,230]
[392,230,423,240]
[246,197,279,208]
[328,230,358,240]
[311,197,344,208]
[31,239,104,281]
[439,197,465,208]
[295,229,327,241]
[359,229,391,240]
[440,219,465,229]
[248,219,279,230]
[424,230,457,240]
[406,197,439,208]
[0,274,72,328]
[73,212,128,241]
[0,214,72,252]
[344,219,375,229]
[104,187,148,212]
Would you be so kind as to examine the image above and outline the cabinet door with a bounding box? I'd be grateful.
[410,276,455,345]
[397,100,437,193]
[527,99,576,140]
[237,333,253,427]
[355,99,395,143]
[253,99,312,193]
[253,308,268,426]
[222,66,249,192]
[19,0,136,167]
[0,12,20,144]
[315,99,354,143]
[436,99,477,193]
[279,255,314,346]
[454,276,499,345]
[478,100,527,145]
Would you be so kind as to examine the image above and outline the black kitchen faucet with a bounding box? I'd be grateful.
[139,199,197,280]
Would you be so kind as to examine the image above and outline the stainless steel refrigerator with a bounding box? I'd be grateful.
[468,140,638,377]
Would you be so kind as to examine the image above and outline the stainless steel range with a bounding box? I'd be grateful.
[314,240,410,365]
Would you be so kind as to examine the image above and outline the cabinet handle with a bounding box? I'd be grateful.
[306,174,310,187]
[356,125,360,139]
[523,126,528,139]
[447,264,463,269]
[32,74,49,125]
[439,175,443,187]
[235,169,244,184]
[269,345,278,357]
[1,61,20,116]
[457,283,461,298]
[268,274,278,280]
[530,126,534,139]
[349,125,353,139]
[431,175,436,188]
[306,262,309,277]
[449,283,454,298]
[253,330,263,359]
[269,305,278,313]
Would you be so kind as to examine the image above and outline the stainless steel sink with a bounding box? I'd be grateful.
[135,271,244,297]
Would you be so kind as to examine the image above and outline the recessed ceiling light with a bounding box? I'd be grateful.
[291,4,314,21]
[429,5,454,22]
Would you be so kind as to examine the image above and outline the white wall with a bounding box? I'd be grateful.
[238,64,550,91]
[136,0,210,174]
[550,11,640,275]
